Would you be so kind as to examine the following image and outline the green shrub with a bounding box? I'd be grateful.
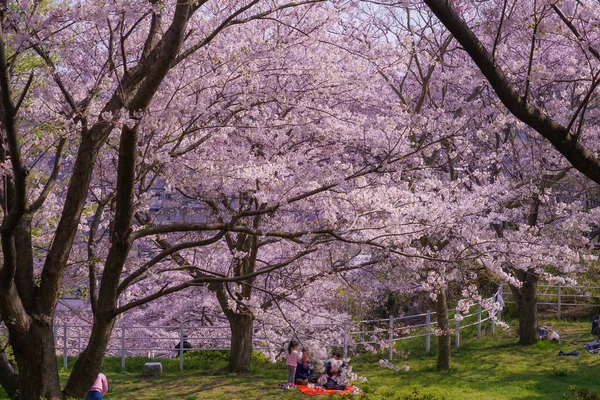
[250,351,271,365]
[184,350,229,362]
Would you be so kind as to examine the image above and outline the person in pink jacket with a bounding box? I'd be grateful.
[85,372,108,400]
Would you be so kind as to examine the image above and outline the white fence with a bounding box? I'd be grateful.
[502,284,600,319]
[43,300,499,371]
[6,287,600,371]
[349,302,498,361]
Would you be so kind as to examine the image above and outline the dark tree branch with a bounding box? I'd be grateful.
[550,4,600,62]
[424,0,600,185]
[112,249,317,316]
[13,71,33,115]
[492,0,509,64]
[117,230,227,294]
[88,193,115,315]
[174,0,324,66]
[28,138,67,213]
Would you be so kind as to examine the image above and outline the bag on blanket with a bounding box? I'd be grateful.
[324,378,346,391]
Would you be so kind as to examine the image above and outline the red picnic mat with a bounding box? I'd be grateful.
[296,384,357,396]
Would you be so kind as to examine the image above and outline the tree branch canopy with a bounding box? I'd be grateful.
[423,0,600,185]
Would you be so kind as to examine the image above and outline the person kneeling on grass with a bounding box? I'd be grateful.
[86,372,108,400]
[295,351,315,385]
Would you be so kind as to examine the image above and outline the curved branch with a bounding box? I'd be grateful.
[112,249,317,316]
[88,193,115,315]
[174,0,324,66]
[132,221,324,242]
[28,138,67,213]
[117,230,227,294]
[0,27,27,234]
[174,0,260,66]
[424,0,600,185]
[550,4,600,62]
[13,71,33,115]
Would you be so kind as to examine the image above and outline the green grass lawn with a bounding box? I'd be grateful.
[1,320,600,399]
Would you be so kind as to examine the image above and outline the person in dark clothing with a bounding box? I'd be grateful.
[174,334,192,356]
[592,313,600,341]
[295,351,314,385]
[324,352,348,390]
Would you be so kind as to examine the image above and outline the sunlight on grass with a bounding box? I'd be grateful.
[1,320,598,399]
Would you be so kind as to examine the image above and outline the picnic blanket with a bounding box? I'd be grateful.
[296,384,357,396]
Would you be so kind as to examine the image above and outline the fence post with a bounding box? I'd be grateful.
[491,311,495,335]
[179,326,184,371]
[77,328,81,354]
[425,310,431,354]
[557,284,562,320]
[477,305,482,339]
[63,323,68,369]
[343,322,348,359]
[455,318,460,348]
[121,326,126,370]
[388,316,394,361]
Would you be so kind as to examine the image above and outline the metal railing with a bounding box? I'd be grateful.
[502,284,600,319]
[349,302,498,361]
[1,300,501,371]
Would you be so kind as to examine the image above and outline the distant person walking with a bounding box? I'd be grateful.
[85,372,108,400]
[286,340,302,386]
[174,334,192,356]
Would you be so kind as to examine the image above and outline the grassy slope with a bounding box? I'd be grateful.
[1,320,599,399]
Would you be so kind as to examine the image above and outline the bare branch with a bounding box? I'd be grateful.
[13,71,33,115]
[550,3,600,62]
[174,0,324,66]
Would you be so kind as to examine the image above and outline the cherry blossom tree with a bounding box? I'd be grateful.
[414,0,600,345]
[1,1,598,399]
[0,1,375,398]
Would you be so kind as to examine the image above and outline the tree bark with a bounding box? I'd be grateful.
[0,350,18,399]
[11,320,62,400]
[63,317,116,398]
[435,288,451,371]
[226,313,254,373]
[509,270,538,345]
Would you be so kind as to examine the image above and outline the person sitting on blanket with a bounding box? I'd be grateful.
[325,352,346,377]
[324,352,348,390]
[295,350,315,385]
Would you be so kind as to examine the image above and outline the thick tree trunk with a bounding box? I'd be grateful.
[435,288,451,371]
[509,271,538,345]
[0,350,18,399]
[11,320,62,400]
[226,313,254,373]
[63,317,116,399]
